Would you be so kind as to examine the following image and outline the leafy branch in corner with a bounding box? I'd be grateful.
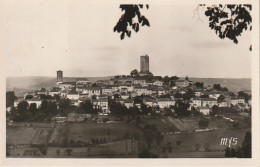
[114,4,150,40]
[201,4,252,44]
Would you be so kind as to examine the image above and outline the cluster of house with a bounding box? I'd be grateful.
[13,76,251,116]
[189,97,250,115]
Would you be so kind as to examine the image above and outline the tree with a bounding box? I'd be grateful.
[25,95,33,99]
[224,147,231,157]
[39,145,47,155]
[47,101,58,115]
[222,87,229,91]
[59,99,71,110]
[224,132,251,158]
[217,95,225,101]
[40,100,48,111]
[163,76,170,85]
[110,101,128,116]
[138,150,158,158]
[199,118,209,129]
[39,94,52,100]
[242,132,251,158]
[114,5,150,40]
[174,93,183,99]
[202,4,252,45]
[170,76,179,81]
[183,88,195,100]
[79,100,95,114]
[9,107,18,120]
[185,76,189,81]
[194,143,201,151]
[200,94,209,98]
[56,149,60,156]
[114,4,252,51]
[65,148,73,156]
[17,101,29,114]
[237,91,250,102]
[53,94,60,101]
[143,124,163,150]
[213,84,222,91]
[174,100,190,117]
[195,82,204,89]
[58,99,72,116]
[210,105,219,116]
[29,103,37,116]
[169,80,176,87]
[6,91,17,107]
[130,69,139,77]
[92,95,97,100]
[204,142,211,151]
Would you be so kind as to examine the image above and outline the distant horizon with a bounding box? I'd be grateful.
[6,75,251,80]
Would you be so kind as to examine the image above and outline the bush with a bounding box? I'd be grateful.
[65,148,72,156]
[232,122,240,128]
[56,149,60,156]
[199,118,209,129]
[194,143,201,151]
[176,140,182,146]
[39,145,48,155]
[138,150,158,158]
[204,143,211,152]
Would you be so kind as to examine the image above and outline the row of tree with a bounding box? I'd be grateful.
[8,98,73,122]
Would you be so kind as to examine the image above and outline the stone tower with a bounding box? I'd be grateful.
[140,55,149,73]
[57,70,63,85]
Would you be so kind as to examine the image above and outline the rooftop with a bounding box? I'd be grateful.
[157,98,174,102]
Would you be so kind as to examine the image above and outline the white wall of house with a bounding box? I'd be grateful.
[67,94,79,100]
[157,101,175,108]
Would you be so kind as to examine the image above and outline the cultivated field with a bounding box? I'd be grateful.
[6,116,251,158]
[159,128,251,158]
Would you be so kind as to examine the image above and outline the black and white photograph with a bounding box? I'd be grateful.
[0,0,259,166]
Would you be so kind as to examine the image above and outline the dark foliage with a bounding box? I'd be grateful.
[114,5,150,40]
[237,91,250,102]
[210,105,219,116]
[195,82,204,89]
[199,118,209,129]
[183,88,195,100]
[25,95,34,99]
[138,150,158,158]
[200,94,209,98]
[39,94,53,100]
[242,132,251,158]
[6,91,17,107]
[213,84,222,91]
[79,100,95,114]
[130,69,139,77]
[173,100,191,117]
[224,132,251,158]
[143,124,163,150]
[217,95,225,101]
[203,4,252,44]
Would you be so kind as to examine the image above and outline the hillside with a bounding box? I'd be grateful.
[190,78,251,92]
[6,76,114,91]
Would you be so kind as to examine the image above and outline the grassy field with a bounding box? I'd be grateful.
[46,139,137,157]
[7,122,142,157]
[6,118,251,158]
[159,128,250,156]
[6,126,52,145]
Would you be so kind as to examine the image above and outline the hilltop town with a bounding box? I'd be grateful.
[6,55,252,158]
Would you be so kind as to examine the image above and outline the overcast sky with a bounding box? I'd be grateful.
[1,0,251,78]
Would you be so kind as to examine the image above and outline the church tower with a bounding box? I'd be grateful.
[57,70,63,85]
